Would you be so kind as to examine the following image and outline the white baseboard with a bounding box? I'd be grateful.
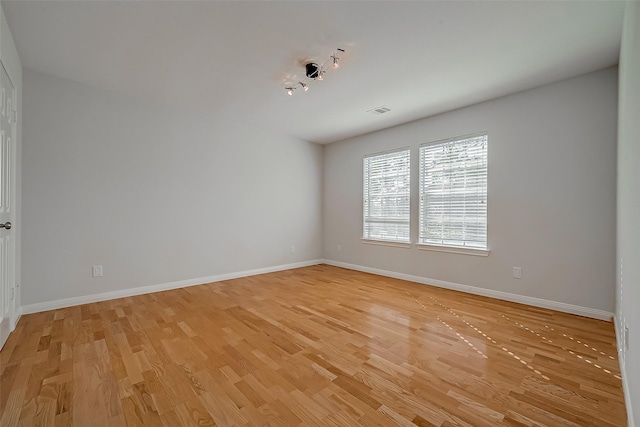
[21,259,324,315]
[11,306,21,329]
[323,259,614,321]
[614,315,635,427]
[20,257,615,321]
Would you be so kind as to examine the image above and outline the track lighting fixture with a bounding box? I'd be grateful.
[284,48,345,95]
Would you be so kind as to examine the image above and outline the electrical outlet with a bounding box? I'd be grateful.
[92,265,103,278]
[337,244,342,253]
[625,324,630,351]
[512,267,522,279]
[290,245,295,254]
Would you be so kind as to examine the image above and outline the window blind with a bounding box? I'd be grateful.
[363,148,410,243]
[419,133,488,249]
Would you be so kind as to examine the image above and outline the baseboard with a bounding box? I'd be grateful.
[21,257,614,321]
[322,259,614,321]
[21,259,324,315]
[11,306,21,330]
[614,315,635,427]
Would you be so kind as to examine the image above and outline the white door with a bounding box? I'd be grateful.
[0,61,16,349]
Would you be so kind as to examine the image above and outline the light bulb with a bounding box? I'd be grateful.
[332,57,339,69]
[299,82,309,92]
[317,73,323,81]
[287,87,294,96]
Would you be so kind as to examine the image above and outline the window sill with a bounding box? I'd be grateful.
[361,239,412,249]
[416,244,489,257]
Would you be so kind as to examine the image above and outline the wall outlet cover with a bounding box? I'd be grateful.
[513,267,522,279]
[625,324,630,351]
[92,265,103,278]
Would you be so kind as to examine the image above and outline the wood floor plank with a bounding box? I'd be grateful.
[0,265,628,426]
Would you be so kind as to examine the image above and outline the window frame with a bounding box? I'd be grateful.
[418,132,489,256]
[362,147,411,246]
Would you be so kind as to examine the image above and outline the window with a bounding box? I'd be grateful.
[419,133,488,250]
[363,148,410,243]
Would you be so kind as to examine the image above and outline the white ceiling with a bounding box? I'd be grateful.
[1,1,625,144]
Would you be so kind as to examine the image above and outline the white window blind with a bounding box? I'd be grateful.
[419,133,488,249]
[363,148,410,243]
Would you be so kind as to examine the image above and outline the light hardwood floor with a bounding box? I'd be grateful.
[0,265,627,426]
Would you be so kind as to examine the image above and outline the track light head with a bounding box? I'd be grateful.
[332,56,339,69]
[299,82,309,92]
[286,87,295,96]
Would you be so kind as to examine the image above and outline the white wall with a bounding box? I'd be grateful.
[1,3,22,324]
[617,1,640,425]
[21,70,323,308]
[323,68,618,315]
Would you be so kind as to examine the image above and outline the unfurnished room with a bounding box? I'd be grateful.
[0,1,639,426]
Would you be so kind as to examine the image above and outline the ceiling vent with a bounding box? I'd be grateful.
[368,106,391,115]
